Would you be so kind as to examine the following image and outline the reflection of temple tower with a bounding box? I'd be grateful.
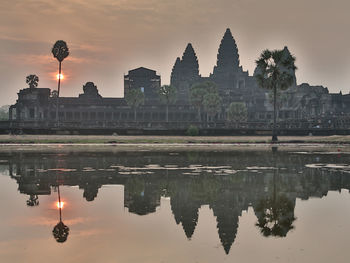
[170,187,200,239]
[81,182,101,202]
[124,178,161,215]
[210,190,242,254]
[170,43,200,103]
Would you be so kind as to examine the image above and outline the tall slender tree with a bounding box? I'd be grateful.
[158,85,177,122]
[203,92,222,126]
[125,88,145,121]
[52,40,69,125]
[254,47,296,142]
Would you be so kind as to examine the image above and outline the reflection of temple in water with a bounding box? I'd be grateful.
[2,151,350,254]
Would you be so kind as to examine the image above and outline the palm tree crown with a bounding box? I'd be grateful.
[26,74,39,89]
[52,40,69,62]
[255,47,296,91]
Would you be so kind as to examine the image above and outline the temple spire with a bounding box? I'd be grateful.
[170,43,200,102]
[213,28,240,75]
[181,43,199,77]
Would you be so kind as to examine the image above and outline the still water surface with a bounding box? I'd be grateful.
[0,148,350,262]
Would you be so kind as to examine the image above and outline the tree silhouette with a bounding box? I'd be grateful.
[203,91,222,126]
[53,221,70,243]
[26,74,39,89]
[52,40,69,125]
[254,47,296,142]
[255,154,296,237]
[125,88,145,121]
[190,81,217,122]
[255,194,295,237]
[26,194,39,206]
[158,85,177,122]
[227,102,248,125]
[51,90,58,98]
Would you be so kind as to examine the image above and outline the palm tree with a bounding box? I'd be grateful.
[255,149,296,237]
[158,85,177,122]
[26,74,39,89]
[52,40,69,125]
[255,47,296,142]
[125,88,145,121]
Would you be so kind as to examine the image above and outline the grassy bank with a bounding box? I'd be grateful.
[0,135,350,144]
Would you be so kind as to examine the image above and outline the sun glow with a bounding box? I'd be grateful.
[56,201,65,209]
[56,73,64,80]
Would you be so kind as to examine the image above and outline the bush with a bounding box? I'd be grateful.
[186,125,199,136]
[0,105,9,120]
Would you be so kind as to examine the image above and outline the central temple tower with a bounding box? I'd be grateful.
[213,28,240,75]
[210,28,250,102]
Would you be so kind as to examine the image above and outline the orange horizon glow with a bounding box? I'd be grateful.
[56,73,64,80]
[56,201,65,209]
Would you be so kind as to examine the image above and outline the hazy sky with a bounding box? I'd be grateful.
[1,0,350,105]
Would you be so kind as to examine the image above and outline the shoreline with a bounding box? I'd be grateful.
[1,134,350,145]
[0,135,350,152]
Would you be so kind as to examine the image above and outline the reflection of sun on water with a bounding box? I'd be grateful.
[56,201,65,209]
[56,73,64,80]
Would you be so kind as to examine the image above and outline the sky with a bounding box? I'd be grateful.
[1,0,350,105]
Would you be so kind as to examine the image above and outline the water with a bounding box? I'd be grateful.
[0,148,350,263]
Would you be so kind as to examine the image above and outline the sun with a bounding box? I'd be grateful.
[56,73,64,80]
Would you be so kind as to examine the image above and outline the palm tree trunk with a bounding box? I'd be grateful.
[56,61,62,126]
[272,85,278,142]
[134,108,136,122]
[57,184,62,222]
[166,105,169,122]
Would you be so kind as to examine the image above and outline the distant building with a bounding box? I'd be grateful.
[124,67,161,105]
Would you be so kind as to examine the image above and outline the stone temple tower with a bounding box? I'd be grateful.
[170,43,200,103]
[210,28,249,102]
[213,28,240,75]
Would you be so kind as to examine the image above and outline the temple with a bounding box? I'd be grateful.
[5,28,350,134]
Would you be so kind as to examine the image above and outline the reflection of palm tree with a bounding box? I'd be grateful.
[26,194,39,206]
[53,221,70,243]
[52,183,70,243]
[52,40,69,125]
[255,194,295,237]
[255,154,295,237]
